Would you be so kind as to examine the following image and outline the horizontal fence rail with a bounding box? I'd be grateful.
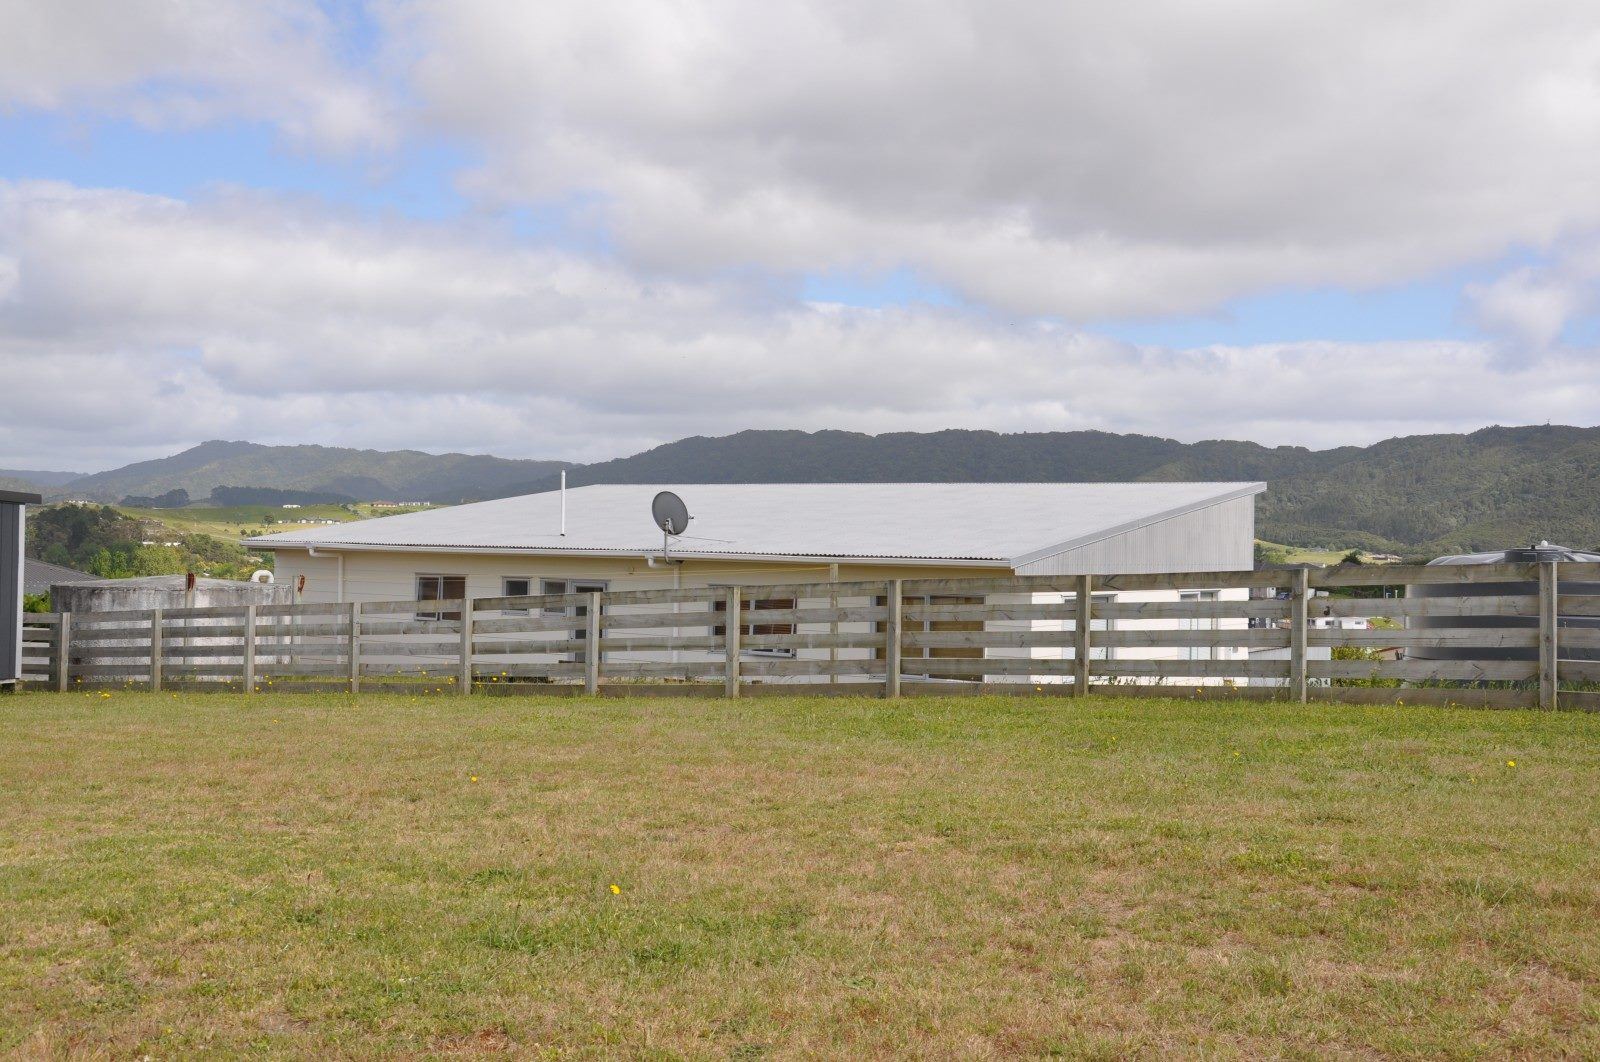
[16,560,1600,710]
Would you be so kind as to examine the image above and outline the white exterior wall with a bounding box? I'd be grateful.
[1017,496,1255,576]
[969,587,1252,686]
[270,548,999,605]
[1248,613,1370,686]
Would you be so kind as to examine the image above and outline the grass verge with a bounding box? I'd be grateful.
[1,691,1597,1056]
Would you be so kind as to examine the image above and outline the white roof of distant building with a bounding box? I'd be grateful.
[247,482,1266,567]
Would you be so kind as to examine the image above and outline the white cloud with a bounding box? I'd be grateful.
[1,180,1596,471]
[379,0,1600,320]
[1464,235,1600,357]
[0,0,391,151]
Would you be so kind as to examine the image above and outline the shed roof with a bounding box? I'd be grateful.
[248,482,1266,567]
[24,559,95,596]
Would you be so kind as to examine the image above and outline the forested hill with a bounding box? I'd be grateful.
[21,424,1600,553]
[498,425,1600,554]
[57,441,563,505]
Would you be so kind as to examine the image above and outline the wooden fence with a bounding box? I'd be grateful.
[16,561,1600,710]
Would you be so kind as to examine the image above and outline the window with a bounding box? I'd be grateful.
[713,596,797,655]
[501,576,532,615]
[540,579,607,661]
[1180,590,1218,661]
[879,593,985,680]
[416,574,466,621]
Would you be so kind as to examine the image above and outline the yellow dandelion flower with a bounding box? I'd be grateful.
[1506,759,1516,768]
[470,774,479,782]
[609,883,621,895]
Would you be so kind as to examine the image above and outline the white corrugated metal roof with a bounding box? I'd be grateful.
[247,482,1265,566]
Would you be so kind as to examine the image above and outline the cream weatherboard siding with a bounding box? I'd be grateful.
[270,548,998,605]
[268,552,1253,688]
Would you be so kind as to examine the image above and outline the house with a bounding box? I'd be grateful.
[2,489,42,687]
[247,482,1266,684]
[24,558,95,597]
[248,482,1266,603]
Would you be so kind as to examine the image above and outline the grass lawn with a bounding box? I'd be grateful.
[118,503,381,545]
[1253,539,1398,566]
[1,692,1597,1057]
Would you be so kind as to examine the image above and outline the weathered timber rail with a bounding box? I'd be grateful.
[17,561,1600,710]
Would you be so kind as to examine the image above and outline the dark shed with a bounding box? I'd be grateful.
[1,489,43,686]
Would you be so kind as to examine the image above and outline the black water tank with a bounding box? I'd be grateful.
[1408,542,1600,661]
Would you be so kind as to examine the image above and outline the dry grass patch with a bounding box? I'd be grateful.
[0,690,1598,1057]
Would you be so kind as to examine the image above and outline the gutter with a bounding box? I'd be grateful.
[253,541,1012,569]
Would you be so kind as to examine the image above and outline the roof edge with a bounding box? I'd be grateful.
[0,489,42,504]
[249,539,1013,569]
[1006,482,1267,568]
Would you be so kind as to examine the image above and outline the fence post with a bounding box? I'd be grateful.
[724,586,742,698]
[149,608,163,691]
[1539,560,1558,710]
[55,612,71,692]
[828,565,839,685]
[458,596,474,694]
[242,605,256,694]
[1290,567,1309,703]
[1073,575,1093,695]
[584,591,602,695]
[884,579,902,698]
[348,601,361,693]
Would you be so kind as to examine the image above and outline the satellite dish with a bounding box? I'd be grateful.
[652,491,691,536]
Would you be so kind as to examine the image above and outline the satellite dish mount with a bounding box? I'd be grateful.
[651,491,692,564]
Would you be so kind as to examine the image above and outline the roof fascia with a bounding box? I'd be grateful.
[249,540,1012,569]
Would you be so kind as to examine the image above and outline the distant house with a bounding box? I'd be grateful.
[24,559,95,597]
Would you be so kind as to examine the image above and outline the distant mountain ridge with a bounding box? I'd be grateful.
[21,425,1600,553]
[0,467,84,487]
[57,441,564,506]
[498,425,1600,553]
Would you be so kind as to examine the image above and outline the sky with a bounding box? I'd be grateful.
[4,0,1600,473]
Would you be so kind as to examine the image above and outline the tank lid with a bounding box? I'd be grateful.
[1428,541,1600,565]
[53,574,278,589]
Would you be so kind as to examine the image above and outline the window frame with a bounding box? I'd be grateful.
[1179,589,1219,661]
[415,573,467,622]
[540,578,609,662]
[500,576,534,616]
[711,594,798,657]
